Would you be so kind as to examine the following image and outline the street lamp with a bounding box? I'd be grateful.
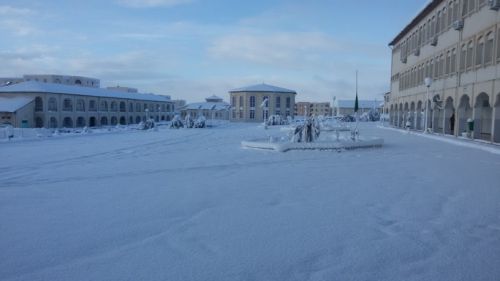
[145,108,149,120]
[424,77,432,133]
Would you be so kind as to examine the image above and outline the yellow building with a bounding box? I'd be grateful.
[389,0,500,142]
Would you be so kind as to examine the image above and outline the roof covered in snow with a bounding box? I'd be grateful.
[182,101,230,111]
[337,100,382,109]
[0,96,34,112]
[205,95,223,102]
[229,83,296,94]
[0,81,171,102]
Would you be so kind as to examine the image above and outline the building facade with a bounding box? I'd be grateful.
[229,83,296,122]
[334,100,382,116]
[295,102,332,116]
[180,95,230,120]
[389,0,500,142]
[0,81,174,128]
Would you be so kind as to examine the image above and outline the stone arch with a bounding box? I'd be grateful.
[457,94,472,135]
[49,117,58,128]
[111,116,118,125]
[100,116,108,126]
[416,100,423,130]
[129,116,134,124]
[34,96,43,112]
[494,93,500,143]
[35,117,44,128]
[473,92,492,140]
[119,116,126,125]
[89,116,96,127]
[398,103,404,127]
[76,117,86,127]
[403,102,409,127]
[63,117,73,128]
[136,116,141,123]
[161,115,165,121]
[432,94,444,133]
[444,97,455,135]
[410,102,416,129]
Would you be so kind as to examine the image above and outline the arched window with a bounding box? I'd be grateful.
[466,41,474,69]
[48,97,57,111]
[460,44,467,71]
[34,96,43,112]
[63,117,73,128]
[101,116,108,125]
[49,117,57,128]
[439,54,445,77]
[76,117,86,127]
[476,36,484,66]
[110,101,118,112]
[111,116,118,125]
[485,32,494,65]
[436,11,441,34]
[445,50,451,75]
[63,98,73,111]
[119,116,126,125]
[89,100,97,111]
[120,101,126,112]
[468,0,475,13]
[249,96,256,108]
[100,100,108,111]
[35,117,44,128]
[447,2,453,27]
[76,99,85,111]
[136,116,141,123]
[89,117,96,127]
[75,79,82,85]
[451,48,457,73]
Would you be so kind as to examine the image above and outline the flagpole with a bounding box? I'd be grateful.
[355,70,359,134]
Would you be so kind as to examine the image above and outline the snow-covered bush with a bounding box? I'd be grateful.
[185,114,194,128]
[194,116,206,128]
[139,119,155,130]
[170,115,184,129]
[290,117,320,143]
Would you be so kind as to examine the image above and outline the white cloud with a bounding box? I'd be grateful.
[0,5,35,16]
[116,0,192,8]
[0,19,38,36]
[208,31,337,69]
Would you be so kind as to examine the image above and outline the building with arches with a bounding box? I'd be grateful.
[228,83,296,122]
[0,80,174,128]
[388,0,500,143]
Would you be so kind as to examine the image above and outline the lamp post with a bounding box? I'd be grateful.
[145,108,149,120]
[424,77,432,133]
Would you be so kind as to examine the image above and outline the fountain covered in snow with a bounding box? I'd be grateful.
[241,116,383,152]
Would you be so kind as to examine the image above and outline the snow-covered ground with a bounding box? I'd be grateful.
[1,123,500,281]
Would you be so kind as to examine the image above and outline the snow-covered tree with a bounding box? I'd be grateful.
[170,115,184,129]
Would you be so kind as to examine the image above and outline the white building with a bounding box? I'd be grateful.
[180,95,230,120]
[0,81,173,128]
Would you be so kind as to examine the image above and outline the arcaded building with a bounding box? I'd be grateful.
[180,95,230,120]
[229,83,296,122]
[389,0,500,142]
[0,80,173,128]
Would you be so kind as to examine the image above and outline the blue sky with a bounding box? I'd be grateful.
[0,0,428,103]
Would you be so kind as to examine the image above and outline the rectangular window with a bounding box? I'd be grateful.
[250,110,255,119]
[460,45,467,71]
[286,97,291,108]
[276,96,281,108]
[451,49,457,73]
